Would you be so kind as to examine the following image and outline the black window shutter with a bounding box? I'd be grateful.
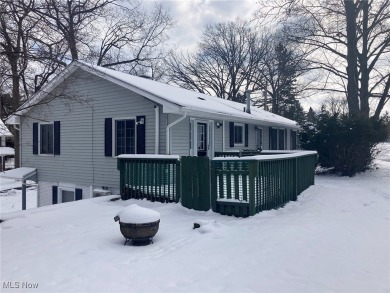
[136,116,146,154]
[245,124,249,147]
[75,188,82,201]
[33,123,38,154]
[229,122,234,147]
[105,118,112,157]
[52,186,58,204]
[269,127,277,150]
[54,121,60,155]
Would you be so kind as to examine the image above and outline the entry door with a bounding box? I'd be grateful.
[197,123,208,157]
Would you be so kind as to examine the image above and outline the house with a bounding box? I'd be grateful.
[8,61,300,207]
[0,119,14,171]
[0,119,12,147]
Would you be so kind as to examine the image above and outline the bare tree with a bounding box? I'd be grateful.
[34,0,114,61]
[0,0,41,167]
[0,0,68,113]
[166,20,264,102]
[34,0,174,74]
[92,2,174,71]
[258,0,390,119]
[254,32,312,115]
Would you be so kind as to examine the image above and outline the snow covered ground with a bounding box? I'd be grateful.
[1,145,389,293]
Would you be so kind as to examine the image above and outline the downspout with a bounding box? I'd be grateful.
[222,120,226,152]
[166,111,187,155]
[154,105,159,154]
[18,124,21,169]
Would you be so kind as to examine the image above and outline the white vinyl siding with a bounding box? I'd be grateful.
[21,69,156,199]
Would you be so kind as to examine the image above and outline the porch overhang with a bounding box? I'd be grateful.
[0,167,37,181]
[0,167,37,211]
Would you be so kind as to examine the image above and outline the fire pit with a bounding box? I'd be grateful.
[114,204,160,245]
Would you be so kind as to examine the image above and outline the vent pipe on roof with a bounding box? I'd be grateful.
[139,75,153,80]
[245,90,251,114]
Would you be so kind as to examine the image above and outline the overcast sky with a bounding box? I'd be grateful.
[145,0,258,52]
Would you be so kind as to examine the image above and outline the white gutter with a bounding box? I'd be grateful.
[166,111,187,155]
[154,105,160,154]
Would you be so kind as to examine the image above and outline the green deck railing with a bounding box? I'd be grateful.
[117,155,180,203]
[215,149,262,158]
[211,151,318,217]
[117,151,317,217]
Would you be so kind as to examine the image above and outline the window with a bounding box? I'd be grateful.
[61,189,75,203]
[40,123,54,154]
[34,121,60,156]
[115,119,135,156]
[229,122,248,147]
[234,124,244,145]
[270,128,278,150]
[291,130,297,150]
[270,127,287,150]
[197,123,206,151]
[53,186,82,204]
[279,129,286,150]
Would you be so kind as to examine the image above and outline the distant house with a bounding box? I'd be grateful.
[0,119,12,147]
[0,119,14,171]
[8,61,300,207]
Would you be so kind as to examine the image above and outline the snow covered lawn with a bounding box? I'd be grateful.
[1,146,389,292]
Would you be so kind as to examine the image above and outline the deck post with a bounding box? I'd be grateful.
[22,179,26,210]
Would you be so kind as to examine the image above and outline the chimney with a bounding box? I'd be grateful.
[245,90,251,114]
[139,75,153,80]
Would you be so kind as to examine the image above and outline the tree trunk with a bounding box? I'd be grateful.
[373,76,390,120]
[67,2,78,61]
[344,0,360,117]
[10,58,21,168]
[359,0,370,118]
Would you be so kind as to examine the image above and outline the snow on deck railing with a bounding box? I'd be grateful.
[118,154,180,160]
[213,150,317,161]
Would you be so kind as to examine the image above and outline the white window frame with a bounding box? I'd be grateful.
[233,123,245,147]
[112,117,137,158]
[38,122,54,156]
[58,187,75,203]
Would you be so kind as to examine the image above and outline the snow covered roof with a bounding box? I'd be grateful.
[0,167,36,180]
[0,147,14,156]
[0,119,12,137]
[78,62,298,128]
[9,61,299,128]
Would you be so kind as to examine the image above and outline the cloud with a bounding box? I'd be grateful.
[158,0,258,52]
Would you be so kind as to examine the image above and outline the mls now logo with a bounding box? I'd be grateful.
[3,281,39,289]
